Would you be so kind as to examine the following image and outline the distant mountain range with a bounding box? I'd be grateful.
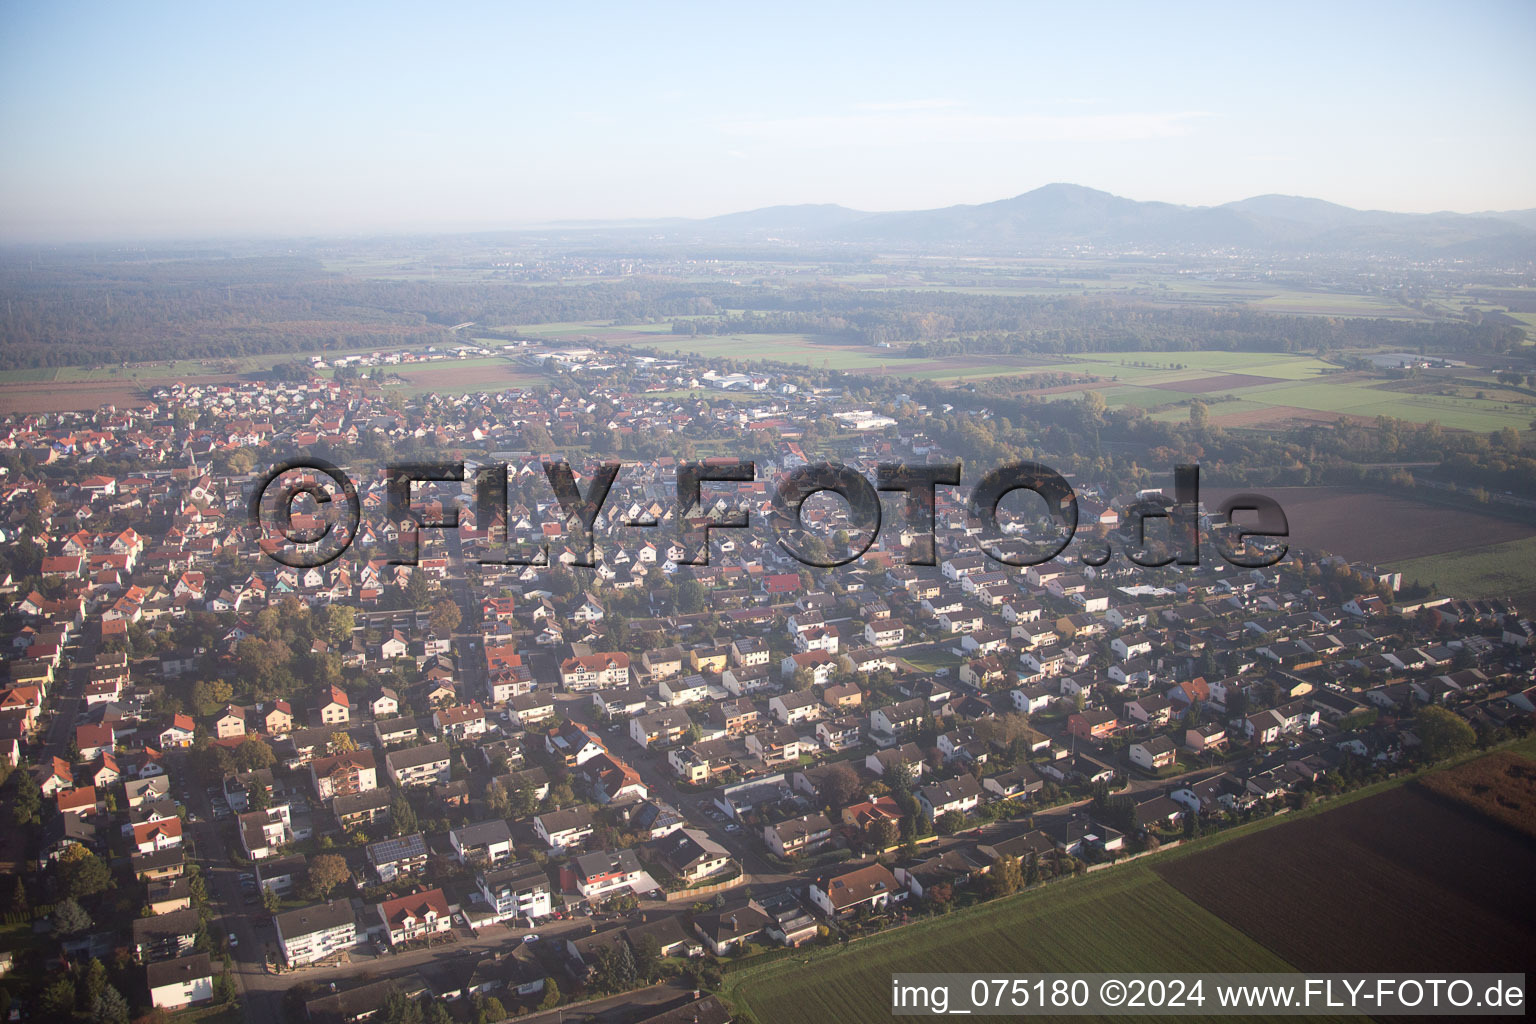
[555,184,1536,259]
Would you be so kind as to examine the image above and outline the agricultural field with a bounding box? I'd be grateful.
[0,344,433,386]
[511,319,1061,377]
[1154,785,1536,973]
[1417,752,1536,840]
[728,864,1321,1024]
[522,322,1532,433]
[1249,290,1425,318]
[1386,534,1536,608]
[0,346,551,411]
[0,380,151,414]
[0,346,399,413]
[1201,486,1536,566]
[382,356,551,396]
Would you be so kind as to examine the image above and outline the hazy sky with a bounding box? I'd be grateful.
[2,1,1534,241]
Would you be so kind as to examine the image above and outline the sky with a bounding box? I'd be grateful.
[2,1,1534,242]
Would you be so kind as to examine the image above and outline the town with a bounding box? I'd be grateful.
[0,338,1531,1024]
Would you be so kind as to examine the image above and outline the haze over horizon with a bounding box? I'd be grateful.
[2,0,1534,243]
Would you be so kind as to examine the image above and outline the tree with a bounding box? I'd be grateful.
[508,784,537,819]
[1188,400,1209,433]
[536,978,562,1011]
[382,989,422,1024]
[477,996,507,1023]
[592,942,637,994]
[869,817,899,851]
[820,762,861,811]
[936,810,966,835]
[485,779,512,819]
[234,735,276,771]
[80,957,108,1009]
[52,897,92,935]
[9,875,29,918]
[11,768,41,825]
[987,855,1023,898]
[677,580,708,615]
[428,599,462,636]
[324,604,356,645]
[631,934,662,983]
[391,793,418,835]
[40,977,76,1020]
[306,854,350,900]
[56,845,113,900]
[234,637,293,696]
[190,679,235,716]
[404,570,433,610]
[1413,705,1476,762]
[328,731,357,755]
[93,983,130,1024]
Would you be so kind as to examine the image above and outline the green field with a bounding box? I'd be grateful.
[1387,534,1536,607]
[381,356,551,396]
[728,864,1329,1024]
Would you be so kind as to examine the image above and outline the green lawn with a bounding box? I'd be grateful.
[727,865,1322,1024]
[1386,534,1536,607]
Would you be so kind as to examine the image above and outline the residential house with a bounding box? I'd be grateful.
[764,813,834,858]
[917,775,984,823]
[449,819,514,867]
[366,833,430,884]
[377,888,452,947]
[1128,736,1178,772]
[275,901,358,967]
[809,863,901,920]
[478,860,553,923]
[147,953,215,1010]
[384,742,451,788]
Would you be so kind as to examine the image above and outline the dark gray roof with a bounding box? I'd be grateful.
[275,900,355,939]
[145,953,212,990]
[452,818,512,847]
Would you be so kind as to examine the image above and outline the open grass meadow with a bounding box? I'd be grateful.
[1386,534,1536,608]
